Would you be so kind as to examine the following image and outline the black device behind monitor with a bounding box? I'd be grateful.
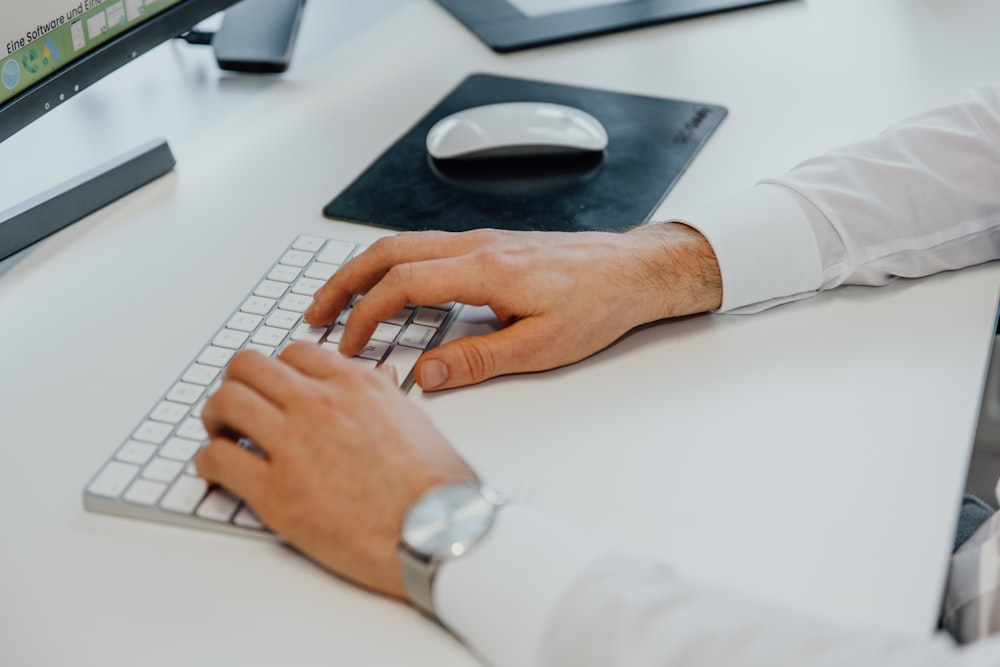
[324,73,726,234]
[0,0,295,263]
[435,0,791,52]
[212,0,305,73]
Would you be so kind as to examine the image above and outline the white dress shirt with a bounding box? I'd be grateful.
[434,85,1000,666]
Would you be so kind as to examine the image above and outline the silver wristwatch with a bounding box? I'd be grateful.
[397,479,505,621]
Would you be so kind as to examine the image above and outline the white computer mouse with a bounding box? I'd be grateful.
[426,101,609,160]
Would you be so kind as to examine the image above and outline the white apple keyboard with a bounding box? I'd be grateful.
[83,234,460,537]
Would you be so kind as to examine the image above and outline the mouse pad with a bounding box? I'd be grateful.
[323,73,726,233]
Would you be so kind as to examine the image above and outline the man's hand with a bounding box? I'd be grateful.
[305,224,722,391]
[194,343,475,600]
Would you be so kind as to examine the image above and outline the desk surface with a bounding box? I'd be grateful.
[2,1,1000,665]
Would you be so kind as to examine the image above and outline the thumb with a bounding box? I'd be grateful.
[414,321,552,391]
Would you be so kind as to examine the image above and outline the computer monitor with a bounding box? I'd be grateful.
[0,0,241,262]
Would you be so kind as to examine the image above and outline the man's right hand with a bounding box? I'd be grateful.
[305,224,722,391]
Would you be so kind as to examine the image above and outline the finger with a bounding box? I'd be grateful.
[277,340,354,379]
[195,438,269,504]
[201,378,285,449]
[377,362,399,386]
[223,349,311,408]
[414,318,559,390]
[338,255,503,356]
[305,230,499,325]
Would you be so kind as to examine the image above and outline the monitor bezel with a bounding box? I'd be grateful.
[0,0,240,143]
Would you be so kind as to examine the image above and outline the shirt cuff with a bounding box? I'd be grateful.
[671,184,825,312]
[434,502,614,667]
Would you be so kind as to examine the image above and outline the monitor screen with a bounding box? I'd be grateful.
[0,0,238,143]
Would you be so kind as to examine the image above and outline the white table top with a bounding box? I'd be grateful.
[2,1,1000,665]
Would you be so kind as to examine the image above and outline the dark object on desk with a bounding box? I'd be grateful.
[0,141,175,263]
[434,0,791,53]
[323,73,726,233]
[213,0,305,73]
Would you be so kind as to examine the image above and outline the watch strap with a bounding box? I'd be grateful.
[398,542,436,618]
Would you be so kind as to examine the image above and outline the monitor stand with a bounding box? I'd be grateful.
[0,139,176,263]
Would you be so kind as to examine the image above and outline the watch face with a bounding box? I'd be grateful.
[402,482,498,558]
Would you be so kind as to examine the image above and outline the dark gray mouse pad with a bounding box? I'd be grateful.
[323,73,726,233]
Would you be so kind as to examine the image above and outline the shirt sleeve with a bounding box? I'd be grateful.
[538,553,1000,667]
[672,84,1000,312]
[435,504,1000,667]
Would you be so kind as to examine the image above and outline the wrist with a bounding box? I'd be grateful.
[624,222,723,320]
[397,480,506,621]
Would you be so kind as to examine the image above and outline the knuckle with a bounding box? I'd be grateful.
[368,235,397,257]
[470,248,507,274]
[205,382,236,415]
[466,228,505,246]
[195,441,223,477]
[384,262,415,286]
[225,350,253,377]
[457,340,496,383]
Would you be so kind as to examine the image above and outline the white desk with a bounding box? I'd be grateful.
[2,1,999,665]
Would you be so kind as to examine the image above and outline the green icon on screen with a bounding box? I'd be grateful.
[22,49,40,75]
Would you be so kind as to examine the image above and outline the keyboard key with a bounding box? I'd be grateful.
[265,309,300,330]
[124,479,167,506]
[115,440,157,465]
[197,346,235,368]
[279,294,313,313]
[234,504,266,530]
[175,418,208,442]
[316,240,355,265]
[252,326,288,347]
[371,323,402,343]
[291,277,326,297]
[304,262,338,281]
[227,312,263,332]
[254,280,288,300]
[267,264,301,283]
[280,250,314,268]
[196,488,240,522]
[245,343,277,356]
[160,436,202,462]
[182,364,221,386]
[142,457,185,484]
[291,323,327,343]
[385,308,414,326]
[324,324,346,346]
[357,341,390,362]
[413,307,448,328]
[133,420,173,445]
[166,382,206,405]
[149,400,189,425]
[160,475,209,514]
[88,461,140,498]
[213,329,250,350]
[292,235,326,252]
[399,324,437,349]
[241,296,277,316]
